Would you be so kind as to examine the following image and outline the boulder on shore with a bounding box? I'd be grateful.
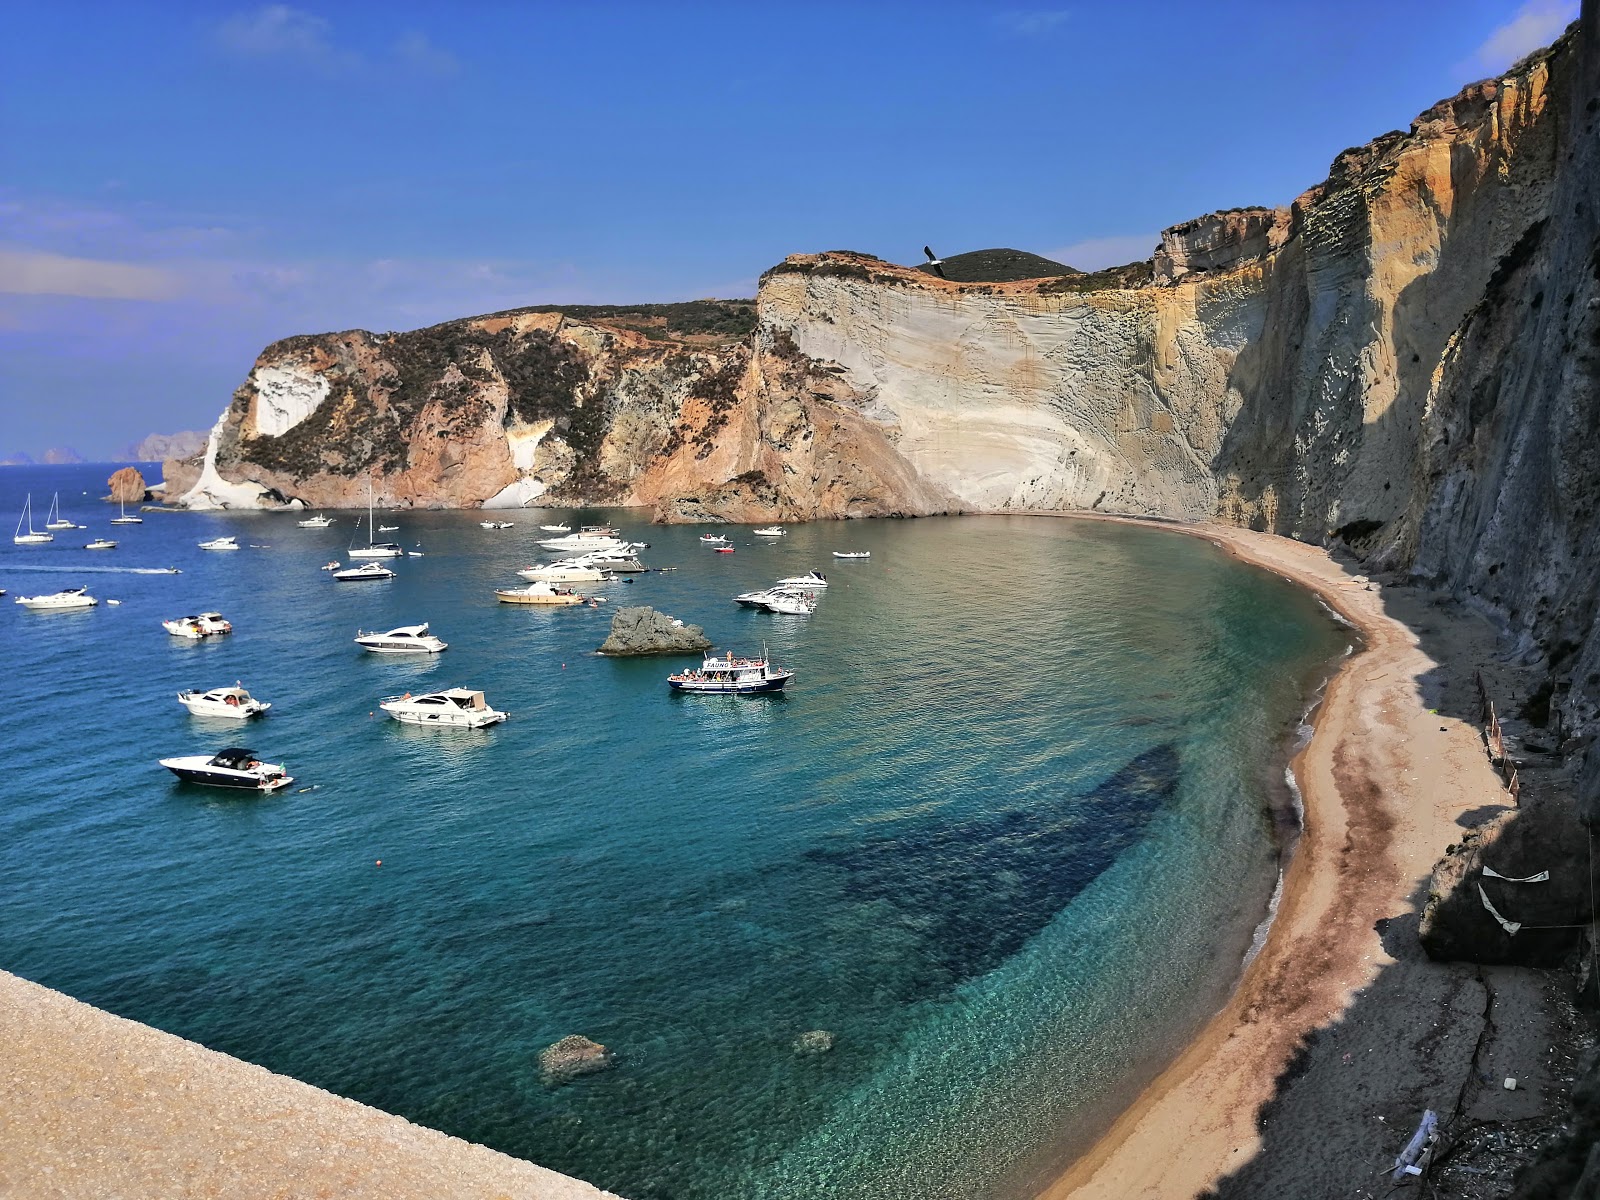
[107,467,147,504]
[597,606,712,656]
[539,1035,615,1085]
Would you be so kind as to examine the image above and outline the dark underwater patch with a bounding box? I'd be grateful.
[806,743,1180,998]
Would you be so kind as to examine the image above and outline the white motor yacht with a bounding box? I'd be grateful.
[332,561,396,582]
[158,746,293,791]
[297,513,335,528]
[379,688,508,727]
[13,495,53,544]
[537,532,628,554]
[177,685,271,719]
[668,652,794,694]
[753,526,785,536]
[199,535,240,551]
[832,551,870,560]
[163,612,232,638]
[734,587,782,608]
[479,520,515,529]
[16,586,96,610]
[776,570,828,589]
[86,537,117,550]
[355,623,448,654]
[517,561,608,583]
[761,591,817,615]
[495,580,586,606]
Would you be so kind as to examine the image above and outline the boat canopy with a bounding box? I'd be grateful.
[440,688,488,709]
[208,748,258,768]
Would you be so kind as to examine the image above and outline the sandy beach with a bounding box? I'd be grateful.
[1039,518,1586,1199]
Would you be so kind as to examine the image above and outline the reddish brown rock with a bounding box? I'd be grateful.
[107,467,146,504]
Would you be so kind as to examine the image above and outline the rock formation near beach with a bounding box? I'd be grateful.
[538,1035,615,1085]
[106,467,146,504]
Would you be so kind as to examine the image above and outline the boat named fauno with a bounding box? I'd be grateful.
[668,651,794,694]
[159,747,293,791]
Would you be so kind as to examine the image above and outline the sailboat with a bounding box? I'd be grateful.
[111,497,144,525]
[13,495,53,544]
[44,493,80,530]
[348,478,402,559]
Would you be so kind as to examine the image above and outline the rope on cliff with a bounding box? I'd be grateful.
[1482,866,1550,882]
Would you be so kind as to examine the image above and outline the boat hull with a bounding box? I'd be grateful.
[668,675,791,694]
[381,709,507,728]
[160,764,292,791]
[496,590,584,605]
[356,641,447,654]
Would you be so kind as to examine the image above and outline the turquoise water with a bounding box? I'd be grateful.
[0,464,1349,1199]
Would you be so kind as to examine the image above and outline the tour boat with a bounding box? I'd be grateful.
[753,526,785,536]
[354,623,449,654]
[668,651,794,694]
[699,533,729,544]
[832,551,871,560]
[110,498,143,524]
[13,495,53,544]
[776,570,828,589]
[158,747,293,791]
[761,592,815,615]
[44,493,83,530]
[163,612,232,638]
[15,586,97,611]
[349,480,403,557]
[332,561,396,582]
[539,523,570,532]
[297,513,335,528]
[86,537,117,550]
[379,688,508,727]
[495,581,587,606]
[198,535,240,551]
[177,685,271,719]
[517,561,608,583]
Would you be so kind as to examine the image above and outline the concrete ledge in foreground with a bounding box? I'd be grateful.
[0,970,621,1199]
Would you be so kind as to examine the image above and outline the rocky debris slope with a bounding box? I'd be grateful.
[596,607,712,656]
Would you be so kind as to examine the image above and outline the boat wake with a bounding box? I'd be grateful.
[0,564,181,575]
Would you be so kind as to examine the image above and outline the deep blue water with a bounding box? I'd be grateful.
[0,464,1349,1199]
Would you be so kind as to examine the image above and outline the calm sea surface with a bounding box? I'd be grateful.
[0,464,1349,1199]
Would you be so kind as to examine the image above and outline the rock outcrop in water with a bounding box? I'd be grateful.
[106,467,146,504]
[596,607,712,657]
[538,1035,615,1085]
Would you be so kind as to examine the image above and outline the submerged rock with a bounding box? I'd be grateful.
[539,1035,615,1084]
[792,1030,835,1056]
[597,606,712,656]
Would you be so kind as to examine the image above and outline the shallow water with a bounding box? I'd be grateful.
[0,465,1348,1199]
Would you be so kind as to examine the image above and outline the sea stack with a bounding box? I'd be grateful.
[107,466,146,504]
[596,607,713,656]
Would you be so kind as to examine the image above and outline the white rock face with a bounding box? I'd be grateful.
[177,416,274,511]
[251,367,331,438]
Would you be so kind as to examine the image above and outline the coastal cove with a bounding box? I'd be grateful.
[0,465,1351,1200]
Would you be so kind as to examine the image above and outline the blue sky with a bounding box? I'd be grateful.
[0,0,1580,458]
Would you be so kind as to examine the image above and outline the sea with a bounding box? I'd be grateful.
[0,463,1350,1199]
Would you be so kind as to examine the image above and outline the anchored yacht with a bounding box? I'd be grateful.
[15,586,96,610]
[163,612,232,638]
[379,688,508,727]
[177,685,271,719]
[198,535,240,551]
[776,570,828,589]
[332,561,396,582]
[158,747,293,791]
[297,513,335,528]
[516,561,608,583]
[86,537,117,550]
[354,623,448,654]
[495,581,586,605]
[13,495,53,544]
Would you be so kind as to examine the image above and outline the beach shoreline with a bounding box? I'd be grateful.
[1031,514,1574,1198]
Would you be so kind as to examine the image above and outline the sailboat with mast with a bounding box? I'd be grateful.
[13,495,53,544]
[349,478,403,559]
[44,493,82,530]
[111,496,143,524]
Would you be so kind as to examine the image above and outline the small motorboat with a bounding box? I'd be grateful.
[753,526,785,536]
[177,685,271,719]
[163,612,232,638]
[333,561,396,582]
[158,746,293,791]
[297,514,335,528]
[517,561,608,583]
[539,524,570,532]
[699,533,729,544]
[86,538,118,550]
[715,546,735,554]
[16,586,97,610]
[832,551,871,560]
[199,535,240,551]
[379,688,508,728]
[479,520,515,529]
[321,561,341,571]
[355,623,448,654]
[668,652,794,695]
[378,524,399,532]
[495,581,586,606]
[776,570,828,589]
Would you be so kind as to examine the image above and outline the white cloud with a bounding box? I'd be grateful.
[1463,0,1577,75]
[216,5,338,63]
[0,248,183,300]
[994,9,1071,36]
[1042,234,1160,272]
[392,31,459,78]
